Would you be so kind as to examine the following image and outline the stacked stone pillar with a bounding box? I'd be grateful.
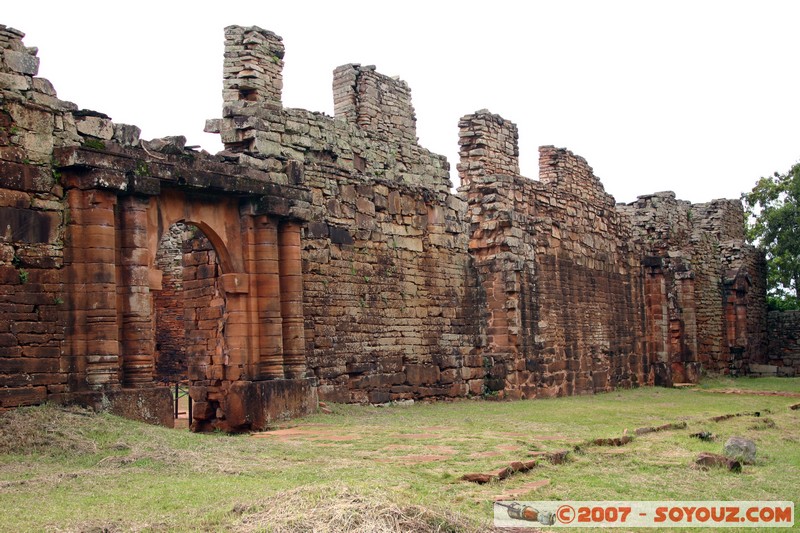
[643,262,669,384]
[223,25,284,108]
[457,110,519,189]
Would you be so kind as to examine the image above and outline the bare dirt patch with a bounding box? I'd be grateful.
[470,450,503,458]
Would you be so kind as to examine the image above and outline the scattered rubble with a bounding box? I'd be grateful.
[634,421,687,435]
[695,452,742,473]
[723,436,757,464]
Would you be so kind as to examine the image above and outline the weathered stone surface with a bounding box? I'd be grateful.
[0,206,60,243]
[723,436,756,464]
[3,49,39,75]
[592,436,634,447]
[529,449,570,464]
[0,23,780,431]
[112,123,141,147]
[690,431,716,441]
[461,459,539,485]
[0,72,29,90]
[764,311,800,376]
[143,135,186,154]
[75,114,113,140]
[634,421,687,435]
[462,466,510,484]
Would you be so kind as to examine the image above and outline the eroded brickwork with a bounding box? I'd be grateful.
[0,24,74,409]
[461,111,648,398]
[0,23,785,427]
[618,195,767,379]
[210,27,482,403]
[764,311,800,376]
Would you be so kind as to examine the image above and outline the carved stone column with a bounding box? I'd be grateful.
[64,188,120,390]
[279,221,306,378]
[118,195,154,387]
[254,216,284,378]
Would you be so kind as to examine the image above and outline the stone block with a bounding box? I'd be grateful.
[329,226,354,245]
[0,72,29,90]
[0,386,46,407]
[695,452,741,472]
[3,49,39,75]
[75,115,113,140]
[112,123,141,146]
[723,436,756,464]
[368,390,391,404]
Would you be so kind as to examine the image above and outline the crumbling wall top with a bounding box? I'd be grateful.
[457,110,519,188]
[333,63,417,143]
[0,24,39,77]
[211,26,449,192]
[538,145,614,207]
[223,25,285,111]
[691,198,745,242]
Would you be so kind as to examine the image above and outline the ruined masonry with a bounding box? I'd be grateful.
[0,24,787,431]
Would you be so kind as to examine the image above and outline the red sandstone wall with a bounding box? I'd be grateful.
[461,111,650,398]
[0,23,778,421]
[721,242,768,372]
[0,25,77,410]
[301,165,483,403]
[214,29,485,404]
[619,194,764,378]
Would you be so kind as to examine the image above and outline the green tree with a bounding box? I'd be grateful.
[742,161,800,310]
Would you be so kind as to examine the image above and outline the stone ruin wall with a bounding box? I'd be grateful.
[153,224,227,384]
[208,27,484,404]
[460,111,648,398]
[618,195,767,378]
[0,23,781,421]
[153,223,189,381]
[0,23,320,428]
[0,25,77,409]
[763,311,800,376]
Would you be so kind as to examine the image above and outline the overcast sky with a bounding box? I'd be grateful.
[5,1,799,204]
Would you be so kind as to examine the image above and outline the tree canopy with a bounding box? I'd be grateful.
[742,161,800,310]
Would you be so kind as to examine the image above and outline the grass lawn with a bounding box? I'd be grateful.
[0,377,798,532]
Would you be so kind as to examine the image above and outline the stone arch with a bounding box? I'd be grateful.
[152,221,228,383]
[148,188,243,275]
[52,138,315,430]
[118,189,253,394]
[155,219,235,276]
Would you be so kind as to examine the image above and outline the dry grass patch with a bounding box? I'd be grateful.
[230,484,485,533]
[0,378,798,531]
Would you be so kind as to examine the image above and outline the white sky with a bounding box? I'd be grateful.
[5,0,799,204]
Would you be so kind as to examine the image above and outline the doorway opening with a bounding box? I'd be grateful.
[153,221,227,429]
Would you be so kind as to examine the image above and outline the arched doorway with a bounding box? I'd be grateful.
[152,221,229,428]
